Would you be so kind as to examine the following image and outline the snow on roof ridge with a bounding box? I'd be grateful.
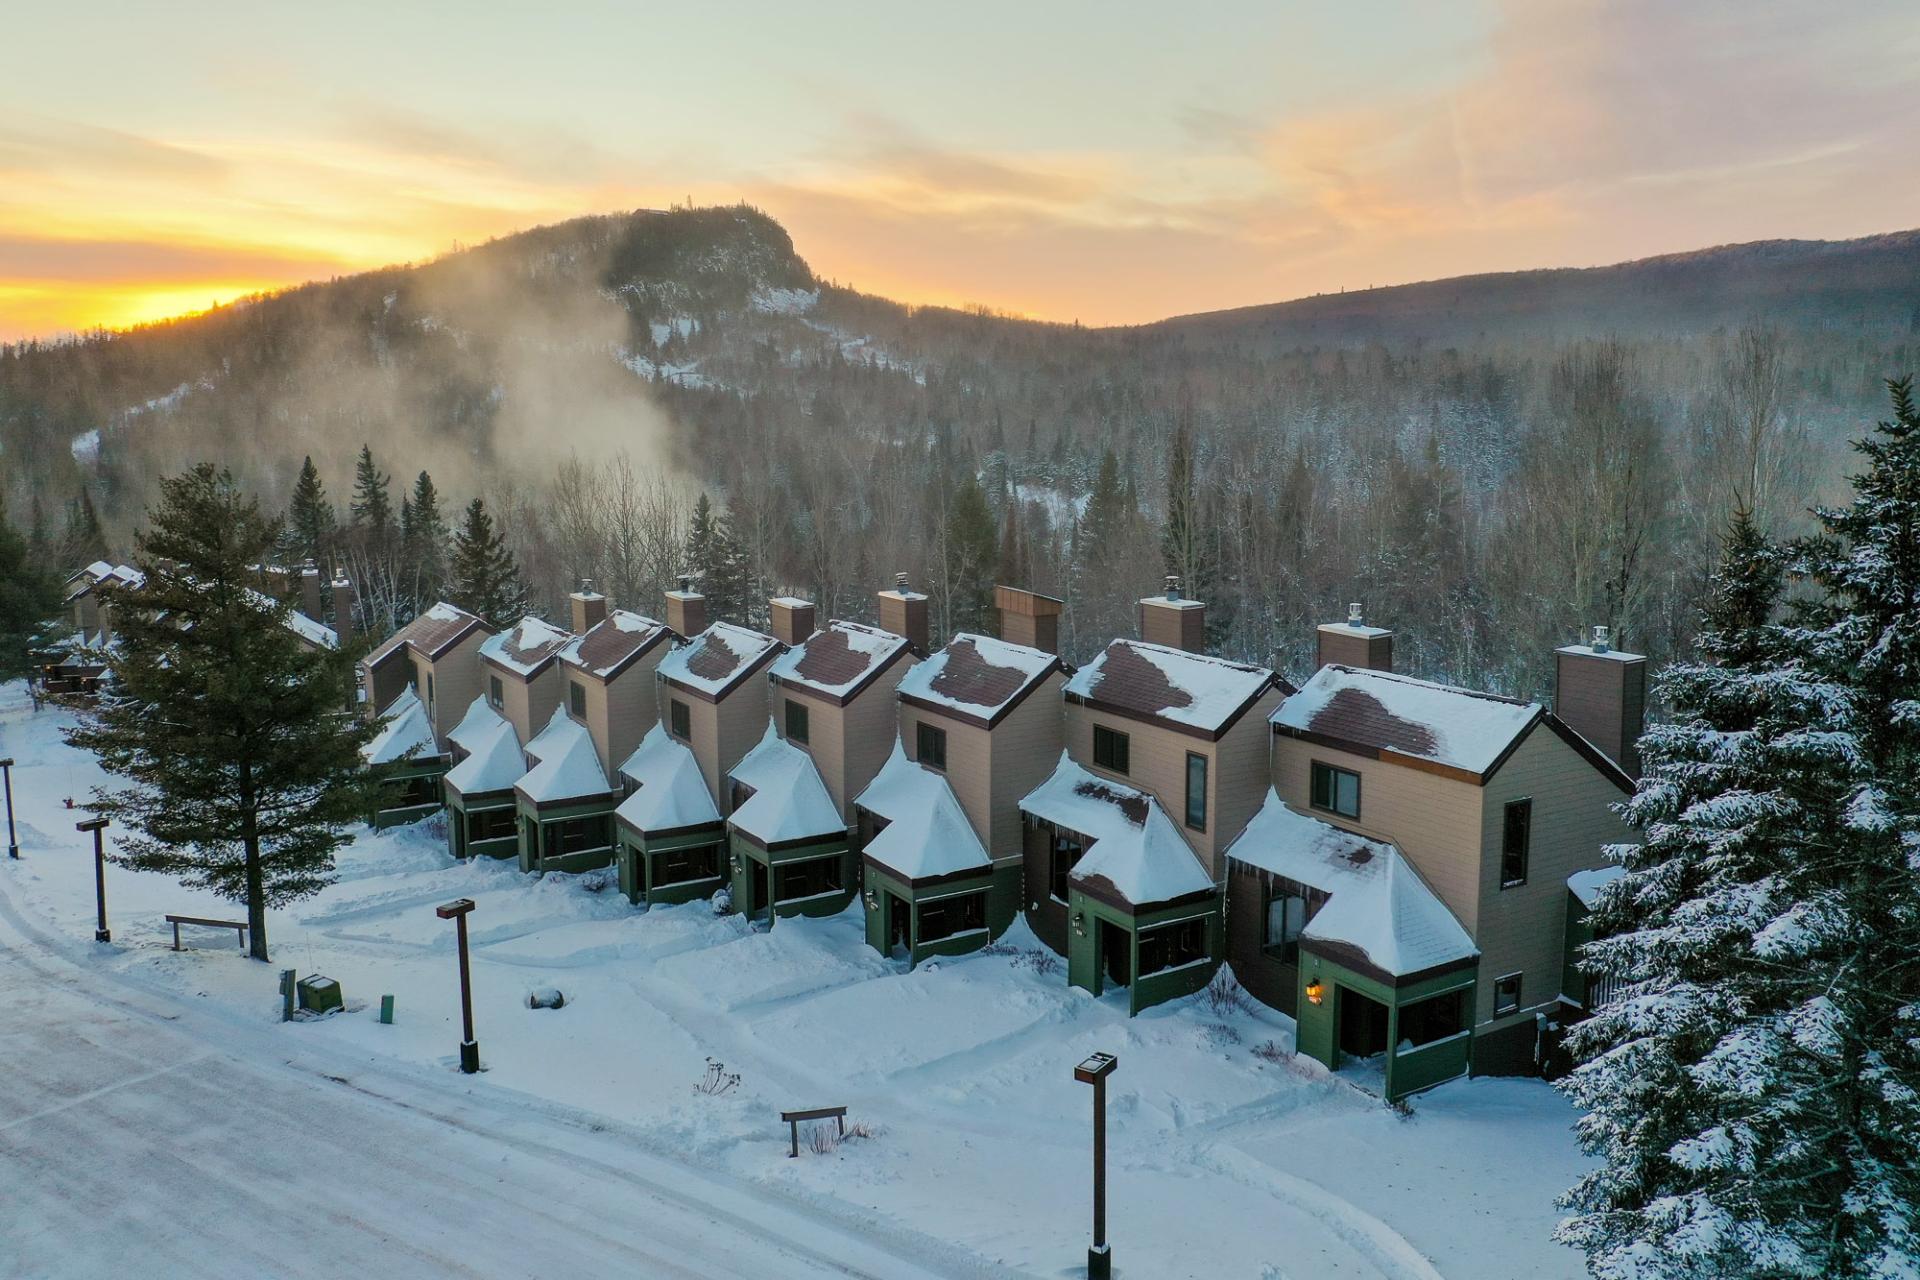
[1063,638,1273,731]
[614,724,720,832]
[514,708,612,804]
[1019,753,1211,906]
[769,617,908,696]
[446,695,506,752]
[362,685,438,766]
[446,716,526,794]
[859,747,990,880]
[726,720,843,843]
[1273,665,1541,775]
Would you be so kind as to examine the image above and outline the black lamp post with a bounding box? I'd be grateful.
[1074,1051,1119,1279]
[435,897,479,1073]
[76,816,111,942]
[1,757,17,859]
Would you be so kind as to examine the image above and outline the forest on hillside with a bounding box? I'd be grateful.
[4,205,1918,704]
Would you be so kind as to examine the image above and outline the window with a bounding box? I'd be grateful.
[653,842,721,886]
[425,672,435,706]
[1493,972,1523,1017]
[1185,752,1208,831]
[549,814,612,855]
[917,890,987,942]
[1092,724,1130,774]
[1310,761,1361,819]
[669,698,691,741]
[389,773,440,809]
[1263,876,1327,963]
[916,721,948,771]
[467,806,517,843]
[1398,988,1467,1048]
[569,680,587,719]
[1501,798,1532,887]
[775,855,843,901]
[1136,916,1207,976]
[785,698,810,744]
[488,674,504,709]
[1049,825,1087,902]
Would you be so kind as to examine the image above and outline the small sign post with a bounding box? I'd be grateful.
[1,757,18,859]
[1074,1051,1119,1279]
[435,898,479,1073]
[75,816,111,942]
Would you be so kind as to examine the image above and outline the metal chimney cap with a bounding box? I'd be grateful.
[579,577,594,594]
[894,572,910,591]
[678,574,693,593]
[1592,625,1610,653]
[1347,602,1364,625]
[1164,574,1181,600]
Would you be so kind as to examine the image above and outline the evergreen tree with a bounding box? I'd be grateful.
[64,489,108,565]
[1160,412,1226,642]
[1559,378,1920,1277]
[0,491,62,680]
[998,500,1027,588]
[684,492,749,622]
[348,444,393,552]
[283,455,336,568]
[64,465,375,962]
[940,474,999,637]
[446,497,529,630]
[400,470,448,608]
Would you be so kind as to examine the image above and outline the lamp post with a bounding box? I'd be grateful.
[1,757,17,859]
[1074,1051,1119,1280]
[76,816,110,942]
[435,897,480,1073]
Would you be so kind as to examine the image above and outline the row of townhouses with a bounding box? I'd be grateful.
[353,572,1642,1102]
[57,557,1642,1102]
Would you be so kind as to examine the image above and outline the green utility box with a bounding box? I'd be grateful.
[296,974,344,1015]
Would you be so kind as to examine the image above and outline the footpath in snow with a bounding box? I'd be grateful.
[0,686,1593,1279]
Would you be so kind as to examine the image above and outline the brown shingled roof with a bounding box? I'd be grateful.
[926,636,1033,709]
[1072,777,1149,826]
[685,631,745,683]
[563,613,668,679]
[1086,641,1195,716]
[1305,686,1441,757]
[364,603,486,667]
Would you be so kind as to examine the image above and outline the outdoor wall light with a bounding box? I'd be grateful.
[729,854,742,875]
[863,889,878,911]
[1072,911,1087,937]
[1305,978,1326,1006]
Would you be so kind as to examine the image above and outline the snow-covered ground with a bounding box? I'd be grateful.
[2,686,1595,1278]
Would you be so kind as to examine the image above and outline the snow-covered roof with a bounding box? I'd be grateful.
[1226,790,1476,979]
[614,724,721,834]
[446,695,503,755]
[769,619,910,700]
[1568,864,1626,909]
[854,741,991,880]
[1021,754,1214,906]
[105,564,145,589]
[657,622,782,698]
[479,616,573,677]
[445,715,526,796]
[897,632,1059,721]
[1272,665,1540,776]
[1064,639,1276,734]
[66,562,141,603]
[278,599,337,651]
[560,609,670,679]
[1318,621,1393,639]
[514,708,614,805]
[726,722,844,845]
[363,686,439,767]
[365,602,486,667]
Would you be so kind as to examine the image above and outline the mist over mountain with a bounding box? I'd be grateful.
[5,205,1918,696]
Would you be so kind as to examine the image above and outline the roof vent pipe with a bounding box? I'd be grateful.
[895,571,910,592]
[679,574,693,594]
[1591,625,1610,654]
[1348,602,1364,626]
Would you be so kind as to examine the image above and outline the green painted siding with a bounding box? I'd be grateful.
[1294,950,1476,1101]
[615,824,727,906]
[1065,890,1223,1016]
[860,864,1001,966]
[727,832,852,924]
[516,796,618,874]
[367,758,448,828]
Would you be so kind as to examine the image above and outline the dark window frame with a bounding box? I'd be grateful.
[569,680,588,720]
[1501,798,1532,888]
[1092,724,1130,775]
[548,814,612,856]
[1262,875,1328,963]
[1310,760,1362,819]
[1136,916,1207,976]
[669,698,691,742]
[916,720,948,771]
[1493,971,1523,1017]
[916,889,987,942]
[467,805,517,843]
[1184,751,1208,831]
[653,842,722,887]
[784,698,810,744]
[488,674,504,709]
[1399,987,1468,1048]
[775,854,843,901]
[1048,823,1087,903]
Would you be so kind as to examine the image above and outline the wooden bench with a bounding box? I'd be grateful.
[780,1105,846,1158]
[165,914,248,952]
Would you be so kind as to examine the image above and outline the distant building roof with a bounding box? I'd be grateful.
[896,632,1061,725]
[658,622,782,699]
[479,616,573,678]
[362,686,439,767]
[1020,753,1213,908]
[560,609,670,680]
[769,619,910,702]
[1227,790,1476,980]
[614,724,721,835]
[365,602,488,668]
[1064,639,1281,738]
[726,722,843,846]
[854,741,991,882]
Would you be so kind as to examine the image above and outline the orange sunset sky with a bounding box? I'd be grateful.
[3,1,1918,341]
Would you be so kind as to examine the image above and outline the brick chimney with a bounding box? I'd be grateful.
[299,559,323,623]
[665,575,707,639]
[570,579,608,634]
[877,572,930,654]
[1316,602,1394,671]
[331,572,355,639]
[1555,625,1647,776]
[1138,575,1205,652]
[994,585,1063,654]
[770,596,817,648]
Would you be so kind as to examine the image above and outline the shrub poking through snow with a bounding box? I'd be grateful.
[527,987,565,1010]
[804,1117,877,1155]
[1252,1039,1288,1065]
[1201,967,1251,1018]
[710,886,733,915]
[577,870,612,894]
[981,942,1060,976]
[694,1057,740,1096]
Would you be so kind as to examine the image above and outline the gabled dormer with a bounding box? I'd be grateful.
[478,615,573,749]
[767,617,916,822]
[655,620,782,811]
[558,603,673,779]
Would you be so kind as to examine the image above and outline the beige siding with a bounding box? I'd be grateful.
[984,672,1067,859]
[785,688,846,812]
[420,631,487,746]
[1474,725,1634,1029]
[1068,701,1264,874]
[1211,688,1285,866]
[1269,736,1485,934]
[901,708,991,846]
[574,648,668,778]
[488,659,563,750]
[711,676,772,813]
[839,658,914,821]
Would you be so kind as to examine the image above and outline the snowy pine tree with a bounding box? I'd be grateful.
[1559,387,1920,1278]
[282,455,336,568]
[446,497,529,630]
[400,470,448,611]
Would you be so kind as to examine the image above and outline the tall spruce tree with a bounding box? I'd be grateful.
[400,470,448,609]
[1559,382,1920,1277]
[685,492,749,622]
[283,455,336,568]
[64,489,108,565]
[64,465,375,962]
[941,474,999,637]
[348,444,393,551]
[446,497,529,630]
[0,490,62,680]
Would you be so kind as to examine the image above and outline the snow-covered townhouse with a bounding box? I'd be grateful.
[616,590,782,904]
[725,589,920,925]
[555,586,675,781]
[358,602,493,742]
[1225,613,1642,1099]
[1026,582,1289,1012]
[441,692,524,859]
[854,594,1068,965]
[477,614,573,750]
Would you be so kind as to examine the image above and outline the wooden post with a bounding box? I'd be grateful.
[76,817,110,942]
[1,757,18,859]
[1074,1052,1118,1280]
[436,898,479,1072]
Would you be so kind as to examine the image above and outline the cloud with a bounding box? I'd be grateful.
[0,117,228,182]
[0,234,344,284]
